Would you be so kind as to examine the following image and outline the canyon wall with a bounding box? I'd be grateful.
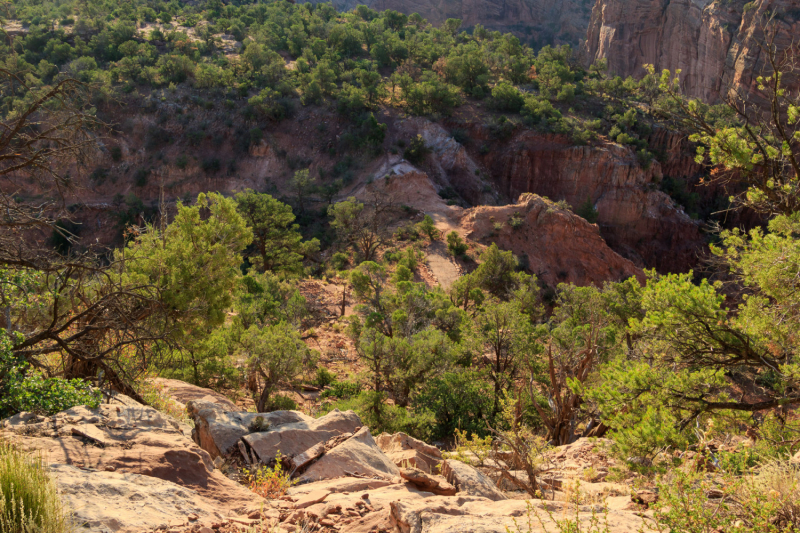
[582,0,800,101]
[466,129,705,273]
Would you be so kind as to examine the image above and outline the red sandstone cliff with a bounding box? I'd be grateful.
[582,0,800,101]
[464,128,704,273]
[462,193,645,287]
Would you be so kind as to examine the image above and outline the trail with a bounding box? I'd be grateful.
[425,241,461,290]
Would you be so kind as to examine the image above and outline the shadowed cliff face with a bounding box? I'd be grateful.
[581,0,800,102]
[461,128,705,274]
[300,0,594,46]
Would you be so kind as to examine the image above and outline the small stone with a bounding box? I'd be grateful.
[199,528,214,533]
[104,466,116,472]
[247,510,262,519]
[361,493,370,500]
[187,514,199,521]
[320,519,335,526]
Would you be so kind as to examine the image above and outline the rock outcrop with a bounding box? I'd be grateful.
[2,388,654,533]
[462,193,644,287]
[188,400,313,458]
[477,131,704,273]
[582,0,800,102]
[1,402,265,532]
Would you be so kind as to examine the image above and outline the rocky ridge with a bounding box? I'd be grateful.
[1,380,652,533]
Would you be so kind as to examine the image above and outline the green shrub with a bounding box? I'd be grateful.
[319,379,362,400]
[575,196,599,223]
[0,332,101,418]
[446,231,468,257]
[412,369,495,440]
[175,154,189,169]
[0,441,71,533]
[323,391,434,441]
[331,252,349,270]
[313,367,337,388]
[201,157,221,173]
[489,82,524,113]
[133,168,149,187]
[404,135,430,165]
[265,394,297,411]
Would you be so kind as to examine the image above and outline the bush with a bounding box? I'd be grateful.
[0,332,101,418]
[175,154,189,169]
[322,391,434,441]
[265,394,297,411]
[313,367,337,388]
[413,369,495,440]
[133,168,149,187]
[0,441,71,533]
[319,379,362,400]
[246,453,296,499]
[201,157,221,173]
[446,231,468,257]
[404,135,430,165]
[575,196,599,223]
[650,466,800,533]
[489,82,524,113]
[331,252,349,270]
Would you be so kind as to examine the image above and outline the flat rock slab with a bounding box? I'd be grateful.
[400,468,456,496]
[376,432,442,474]
[441,460,506,501]
[294,489,331,509]
[51,464,224,533]
[390,496,645,533]
[150,378,238,411]
[72,423,110,446]
[2,403,263,531]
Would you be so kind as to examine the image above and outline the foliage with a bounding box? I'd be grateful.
[0,440,71,533]
[242,321,316,412]
[234,189,318,275]
[416,215,439,241]
[413,369,495,439]
[446,231,468,257]
[0,331,100,418]
[646,466,800,533]
[575,196,599,223]
[403,135,430,165]
[246,452,296,499]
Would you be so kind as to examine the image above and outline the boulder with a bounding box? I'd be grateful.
[399,467,456,496]
[299,427,401,483]
[440,459,506,501]
[376,432,442,474]
[242,409,361,464]
[188,400,312,458]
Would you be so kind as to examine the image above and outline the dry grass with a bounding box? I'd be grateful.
[0,440,72,533]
